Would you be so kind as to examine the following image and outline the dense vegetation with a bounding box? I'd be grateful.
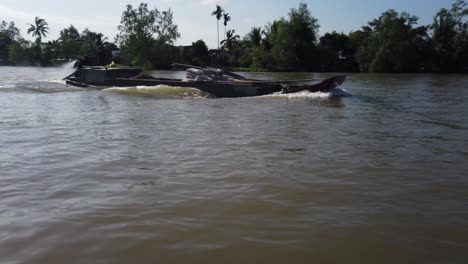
[0,1,466,73]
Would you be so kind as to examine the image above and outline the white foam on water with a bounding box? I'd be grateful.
[0,82,83,93]
[261,87,352,99]
[49,79,67,84]
[262,90,332,99]
[0,85,16,89]
[103,85,212,99]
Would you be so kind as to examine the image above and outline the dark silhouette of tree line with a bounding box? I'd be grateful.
[0,1,466,73]
[217,0,467,73]
[1,18,116,66]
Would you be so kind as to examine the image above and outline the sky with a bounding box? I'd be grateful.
[0,0,459,49]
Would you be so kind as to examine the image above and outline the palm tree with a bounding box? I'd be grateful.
[211,5,224,49]
[262,21,280,50]
[223,13,231,44]
[432,9,458,50]
[81,29,111,65]
[220,29,240,50]
[247,27,263,47]
[27,17,49,43]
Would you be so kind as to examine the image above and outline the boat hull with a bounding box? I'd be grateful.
[64,67,346,98]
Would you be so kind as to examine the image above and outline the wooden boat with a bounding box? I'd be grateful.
[64,65,346,98]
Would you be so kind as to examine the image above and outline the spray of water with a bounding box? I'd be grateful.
[60,60,76,77]
[261,87,351,99]
[62,60,76,70]
[45,60,77,84]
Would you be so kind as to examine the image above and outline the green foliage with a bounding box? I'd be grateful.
[80,29,114,65]
[353,9,431,72]
[60,25,80,41]
[212,5,224,21]
[24,17,50,65]
[192,39,209,65]
[0,21,20,64]
[6,22,117,66]
[116,3,180,67]
[246,27,263,47]
[223,13,231,27]
[8,39,33,65]
[27,17,49,42]
[262,3,320,70]
[220,1,463,73]
[41,40,59,66]
[319,31,358,72]
[216,2,321,70]
[431,0,467,72]
[58,25,81,59]
[221,29,240,50]
[55,25,117,65]
[0,21,20,41]
[0,1,466,73]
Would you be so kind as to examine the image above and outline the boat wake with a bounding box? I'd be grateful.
[0,82,84,93]
[263,87,352,99]
[103,85,214,99]
[102,85,352,99]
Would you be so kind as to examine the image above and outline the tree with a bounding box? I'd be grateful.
[287,2,320,70]
[116,3,180,67]
[266,3,320,70]
[262,21,280,50]
[41,40,59,66]
[223,13,231,43]
[0,21,20,64]
[192,39,209,65]
[211,5,224,49]
[431,0,467,72]
[81,29,111,65]
[60,25,80,41]
[0,21,20,41]
[58,25,81,59]
[246,27,263,47]
[27,17,49,43]
[27,17,49,65]
[8,39,33,66]
[319,31,349,71]
[220,29,240,50]
[153,9,180,45]
[354,10,430,72]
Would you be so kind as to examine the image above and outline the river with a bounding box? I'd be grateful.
[1,66,467,264]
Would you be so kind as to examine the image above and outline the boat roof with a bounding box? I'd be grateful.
[81,66,141,71]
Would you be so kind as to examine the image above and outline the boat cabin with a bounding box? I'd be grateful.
[74,67,142,86]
